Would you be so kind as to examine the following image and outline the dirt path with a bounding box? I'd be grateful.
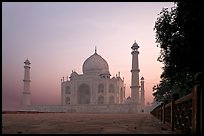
[2,112,179,134]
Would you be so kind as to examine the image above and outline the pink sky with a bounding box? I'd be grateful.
[2,2,174,110]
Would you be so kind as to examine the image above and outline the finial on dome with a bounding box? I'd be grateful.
[95,46,97,54]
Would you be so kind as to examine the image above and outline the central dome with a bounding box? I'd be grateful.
[82,52,110,75]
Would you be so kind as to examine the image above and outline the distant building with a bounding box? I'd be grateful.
[22,41,145,113]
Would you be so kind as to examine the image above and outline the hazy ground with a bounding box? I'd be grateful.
[2,112,178,134]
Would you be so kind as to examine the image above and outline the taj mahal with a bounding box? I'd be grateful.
[21,41,145,113]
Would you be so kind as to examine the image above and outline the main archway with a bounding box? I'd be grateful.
[77,84,90,104]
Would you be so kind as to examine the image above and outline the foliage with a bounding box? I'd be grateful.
[153,2,203,102]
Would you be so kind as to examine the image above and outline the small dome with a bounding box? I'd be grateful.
[24,58,31,65]
[70,71,78,77]
[131,40,139,50]
[82,52,110,75]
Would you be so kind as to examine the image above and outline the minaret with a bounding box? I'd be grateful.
[130,40,140,112]
[22,58,31,106]
[141,76,145,112]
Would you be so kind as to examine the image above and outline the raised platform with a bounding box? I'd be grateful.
[21,104,139,113]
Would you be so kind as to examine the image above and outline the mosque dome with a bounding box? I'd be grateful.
[82,52,110,75]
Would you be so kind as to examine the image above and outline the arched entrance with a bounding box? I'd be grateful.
[65,97,70,105]
[77,84,90,104]
[98,96,104,104]
[109,96,115,104]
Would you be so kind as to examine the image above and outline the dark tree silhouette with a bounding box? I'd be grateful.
[153,2,203,102]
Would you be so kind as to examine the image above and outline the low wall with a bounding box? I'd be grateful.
[150,83,202,134]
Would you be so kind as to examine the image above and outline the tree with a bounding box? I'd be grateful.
[153,2,203,102]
